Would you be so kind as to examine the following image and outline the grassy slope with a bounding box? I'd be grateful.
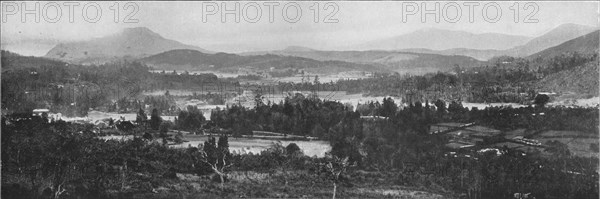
[534,60,599,97]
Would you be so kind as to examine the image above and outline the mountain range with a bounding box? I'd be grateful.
[243,24,596,66]
[38,23,597,74]
[242,48,482,75]
[45,27,211,64]
[397,23,597,60]
[355,28,532,51]
[139,49,390,74]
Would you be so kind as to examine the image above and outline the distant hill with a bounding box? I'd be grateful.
[139,49,389,74]
[45,27,211,64]
[528,30,599,60]
[243,49,417,64]
[242,46,319,57]
[399,48,505,61]
[243,48,483,75]
[510,23,597,57]
[388,52,483,74]
[355,28,531,51]
[1,50,67,72]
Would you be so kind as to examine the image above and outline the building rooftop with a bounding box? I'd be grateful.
[429,122,500,136]
[445,142,475,149]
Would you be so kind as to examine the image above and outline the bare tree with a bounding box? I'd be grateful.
[199,150,231,190]
[322,156,355,199]
[198,136,231,190]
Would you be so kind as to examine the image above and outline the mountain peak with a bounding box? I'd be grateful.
[120,27,162,38]
[123,27,153,32]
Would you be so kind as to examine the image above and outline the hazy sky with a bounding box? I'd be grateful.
[1,1,598,55]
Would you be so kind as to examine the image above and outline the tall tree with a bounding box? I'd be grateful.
[136,108,147,125]
[379,97,397,117]
[150,108,162,130]
[434,99,446,114]
[533,94,550,107]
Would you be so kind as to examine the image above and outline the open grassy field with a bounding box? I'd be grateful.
[534,130,599,158]
[172,135,331,157]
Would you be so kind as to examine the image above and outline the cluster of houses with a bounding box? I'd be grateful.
[429,122,503,149]
[237,67,270,78]
[33,109,64,121]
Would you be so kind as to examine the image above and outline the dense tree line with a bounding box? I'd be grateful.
[1,115,198,198]
[106,95,179,115]
[212,93,598,138]
[211,94,352,137]
[175,106,206,131]
[186,92,229,105]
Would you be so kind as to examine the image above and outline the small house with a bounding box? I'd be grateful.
[32,109,50,116]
